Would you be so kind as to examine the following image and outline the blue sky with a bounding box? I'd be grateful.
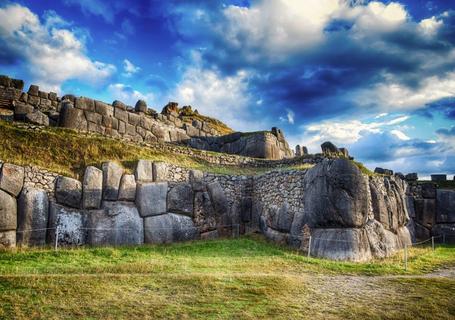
[0,0,454,178]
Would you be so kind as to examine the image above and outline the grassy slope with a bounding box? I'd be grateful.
[0,236,454,319]
[0,121,289,178]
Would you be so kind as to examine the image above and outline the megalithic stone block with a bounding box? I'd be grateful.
[55,176,82,209]
[102,162,124,201]
[17,187,49,246]
[135,160,154,182]
[135,182,168,217]
[0,163,25,197]
[82,166,103,209]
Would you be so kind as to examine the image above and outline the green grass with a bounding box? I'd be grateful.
[0,236,454,319]
[0,121,289,178]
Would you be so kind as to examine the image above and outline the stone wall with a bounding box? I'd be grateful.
[406,182,455,242]
[0,75,294,159]
[4,157,450,261]
[188,128,294,160]
[253,159,413,261]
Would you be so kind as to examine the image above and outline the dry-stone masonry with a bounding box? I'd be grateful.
[2,157,449,262]
[0,75,294,159]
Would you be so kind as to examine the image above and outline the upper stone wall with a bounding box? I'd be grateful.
[188,128,294,160]
[0,74,294,159]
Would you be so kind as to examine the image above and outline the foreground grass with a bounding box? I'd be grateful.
[0,236,454,319]
[0,121,280,178]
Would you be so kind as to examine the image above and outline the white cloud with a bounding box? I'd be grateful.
[291,114,411,153]
[122,59,141,77]
[0,4,115,92]
[280,108,295,124]
[360,71,455,111]
[108,83,154,107]
[390,129,410,141]
[171,66,268,131]
[418,16,443,36]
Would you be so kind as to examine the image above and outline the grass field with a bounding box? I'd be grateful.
[1,236,454,319]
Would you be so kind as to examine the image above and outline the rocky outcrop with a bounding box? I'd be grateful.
[188,129,294,160]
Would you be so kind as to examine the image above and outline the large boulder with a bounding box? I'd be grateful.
[59,101,88,131]
[302,159,369,228]
[414,199,435,228]
[135,100,147,113]
[102,162,124,201]
[207,181,228,216]
[143,213,198,244]
[153,162,168,182]
[135,160,154,182]
[87,202,143,246]
[118,174,136,201]
[0,190,17,232]
[167,183,193,215]
[47,202,86,246]
[17,187,49,246]
[0,163,24,197]
[25,110,49,126]
[82,166,103,209]
[189,169,204,191]
[55,176,82,208]
[321,141,339,154]
[369,176,409,232]
[436,189,455,223]
[135,182,168,217]
[310,227,372,262]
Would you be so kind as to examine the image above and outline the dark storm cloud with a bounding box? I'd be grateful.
[416,98,455,120]
[164,2,455,123]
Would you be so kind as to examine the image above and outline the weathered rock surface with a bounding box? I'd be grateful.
[135,160,154,182]
[17,187,49,246]
[369,176,409,232]
[82,166,103,209]
[303,159,369,228]
[87,202,143,246]
[153,162,168,182]
[436,189,455,223]
[135,100,147,113]
[118,174,136,201]
[0,163,24,197]
[55,176,82,208]
[0,190,17,231]
[207,181,228,216]
[135,182,168,217]
[0,231,16,248]
[144,213,198,244]
[310,227,372,262]
[47,202,86,246]
[102,162,124,200]
[167,183,193,215]
[25,110,49,126]
[414,199,435,228]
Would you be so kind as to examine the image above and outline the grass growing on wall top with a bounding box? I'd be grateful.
[0,121,278,177]
[0,121,319,178]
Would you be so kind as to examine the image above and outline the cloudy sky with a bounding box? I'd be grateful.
[1,0,454,178]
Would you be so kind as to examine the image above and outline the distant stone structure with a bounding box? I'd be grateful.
[431,174,447,182]
[0,74,294,160]
[295,145,308,157]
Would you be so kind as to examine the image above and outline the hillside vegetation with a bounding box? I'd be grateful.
[0,236,454,319]
[0,121,304,178]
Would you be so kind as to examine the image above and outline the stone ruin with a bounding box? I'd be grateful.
[0,75,294,160]
[1,75,454,261]
[2,154,452,262]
